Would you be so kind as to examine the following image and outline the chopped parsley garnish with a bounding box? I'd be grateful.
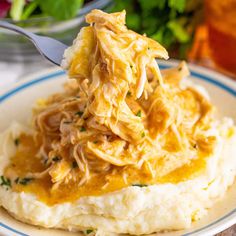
[80,126,86,132]
[63,121,72,124]
[141,132,145,138]
[52,156,60,162]
[72,161,78,169]
[0,176,11,188]
[15,177,19,184]
[85,229,94,235]
[130,64,133,69]
[14,138,20,146]
[18,178,34,186]
[75,111,84,117]
[126,91,132,97]
[136,110,142,117]
[93,140,98,144]
[132,184,148,187]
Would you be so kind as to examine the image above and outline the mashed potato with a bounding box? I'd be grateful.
[0,118,236,235]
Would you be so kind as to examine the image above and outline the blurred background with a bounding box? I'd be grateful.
[0,0,236,88]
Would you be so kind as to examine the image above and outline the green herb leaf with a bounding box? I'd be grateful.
[138,0,167,11]
[136,110,142,117]
[142,14,164,36]
[14,138,20,146]
[126,13,141,31]
[151,27,165,44]
[168,0,186,13]
[37,0,84,20]
[19,178,34,186]
[85,229,94,235]
[162,28,176,47]
[63,121,72,124]
[15,177,19,184]
[141,132,145,138]
[126,91,132,97]
[0,176,11,188]
[80,126,86,132]
[167,20,190,43]
[75,111,84,117]
[21,1,39,20]
[112,0,134,12]
[72,161,78,169]
[52,156,61,162]
[132,184,148,187]
[43,158,48,165]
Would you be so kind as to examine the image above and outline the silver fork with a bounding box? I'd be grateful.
[0,21,68,66]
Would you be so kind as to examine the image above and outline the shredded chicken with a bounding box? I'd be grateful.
[27,10,216,190]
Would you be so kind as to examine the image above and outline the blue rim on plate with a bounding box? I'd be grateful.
[0,64,235,236]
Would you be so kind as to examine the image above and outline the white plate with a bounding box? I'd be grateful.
[0,60,236,236]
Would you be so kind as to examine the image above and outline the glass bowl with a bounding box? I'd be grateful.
[0,0,112,62]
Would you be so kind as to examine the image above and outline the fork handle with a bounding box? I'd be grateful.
[0,20,35,40]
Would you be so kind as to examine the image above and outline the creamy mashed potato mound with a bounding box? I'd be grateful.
[0,10,236,236]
